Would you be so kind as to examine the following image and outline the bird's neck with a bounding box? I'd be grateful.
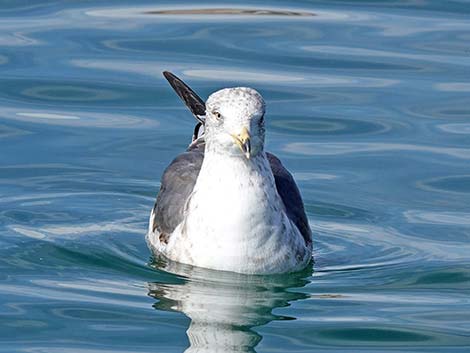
[188,150,284,234]
[197,150,275,193]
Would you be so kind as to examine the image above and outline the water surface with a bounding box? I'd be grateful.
[1,0,470,352]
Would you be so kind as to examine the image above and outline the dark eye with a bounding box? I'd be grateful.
[213,111,222,120]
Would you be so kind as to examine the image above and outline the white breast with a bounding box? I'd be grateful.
[158,152,311,274]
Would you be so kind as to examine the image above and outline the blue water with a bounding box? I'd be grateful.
[1,1,470,352]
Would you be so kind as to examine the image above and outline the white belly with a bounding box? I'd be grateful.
[147,153,311,274]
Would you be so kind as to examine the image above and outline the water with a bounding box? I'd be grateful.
[1,0,469,351]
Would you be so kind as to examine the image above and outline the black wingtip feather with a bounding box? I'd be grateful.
[163,71,206,122]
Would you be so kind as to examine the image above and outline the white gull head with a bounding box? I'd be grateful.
[204,87,266,159]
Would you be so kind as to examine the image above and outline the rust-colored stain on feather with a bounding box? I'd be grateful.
[159,232,170,245]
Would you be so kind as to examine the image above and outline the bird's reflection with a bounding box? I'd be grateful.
[148,257,312,353]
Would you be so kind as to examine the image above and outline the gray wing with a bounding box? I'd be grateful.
[267,153,312,246]
[151,139,204,240]
[151,141,311,247]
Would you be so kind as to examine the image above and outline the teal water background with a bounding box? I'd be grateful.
[1,1,470,352]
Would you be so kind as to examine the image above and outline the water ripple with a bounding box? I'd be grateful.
[283,142,470,159]
[72,59,399,87]
[0,107,158,128]
[404,210,470,226]
[418,175,470,194]
[144,8,315,17]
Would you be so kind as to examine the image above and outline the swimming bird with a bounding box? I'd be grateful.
[147,72,312,274]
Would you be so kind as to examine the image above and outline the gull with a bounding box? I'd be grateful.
[147,72,312,274]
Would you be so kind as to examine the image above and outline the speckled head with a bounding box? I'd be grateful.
[205,87,266,159]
